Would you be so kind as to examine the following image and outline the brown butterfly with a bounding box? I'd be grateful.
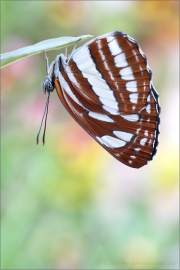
[37,31,160,168]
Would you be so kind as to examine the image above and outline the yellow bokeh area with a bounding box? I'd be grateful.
[1,1,179,269]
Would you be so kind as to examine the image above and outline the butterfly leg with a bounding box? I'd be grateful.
[65,46,68,58]
[67,38,81,64]
[43,51,49,75]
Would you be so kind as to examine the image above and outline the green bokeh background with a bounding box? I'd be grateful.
[1,1,179,269]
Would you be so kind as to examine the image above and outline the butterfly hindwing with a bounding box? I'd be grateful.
[54,31,160,168]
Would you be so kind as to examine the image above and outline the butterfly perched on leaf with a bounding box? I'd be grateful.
[37,31,160,169]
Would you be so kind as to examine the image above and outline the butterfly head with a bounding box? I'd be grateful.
[41,77,54,95]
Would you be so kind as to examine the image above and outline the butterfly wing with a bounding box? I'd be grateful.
[54,31,160,168]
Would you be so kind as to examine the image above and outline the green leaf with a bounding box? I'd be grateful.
[0,35,93,69]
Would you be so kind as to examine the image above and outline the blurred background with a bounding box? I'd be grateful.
[1,1,179,269]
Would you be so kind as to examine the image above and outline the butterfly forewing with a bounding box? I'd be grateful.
[53,31,160,168]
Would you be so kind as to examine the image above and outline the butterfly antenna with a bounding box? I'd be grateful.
[42,92,50,145]
[36,92,50,145]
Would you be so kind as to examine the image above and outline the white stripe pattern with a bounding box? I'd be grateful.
[119,67,135,80]
[132,49,139,62]
[120,113,139,122]
[106,36,114,43]
[88,112,114,123]
[114,53,128,68]
[108,38,122,56]
[126,81,137,92]
[134,148,141,152]
[140,138,147,146]
[97,40,117,85]
[57,69,85,108]
[146,104,151,114]
[96,135,126,148]
[99,97,119,110]
[113,131,133,142]
[103,105,119,115]
[72,46,119,112]
[129,93,138,103]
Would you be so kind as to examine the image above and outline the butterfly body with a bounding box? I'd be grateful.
[42,31,160,168]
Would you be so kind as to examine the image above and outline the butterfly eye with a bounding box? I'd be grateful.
[42,77,54,94]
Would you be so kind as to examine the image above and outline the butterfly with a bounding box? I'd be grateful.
[37,31,160,169]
